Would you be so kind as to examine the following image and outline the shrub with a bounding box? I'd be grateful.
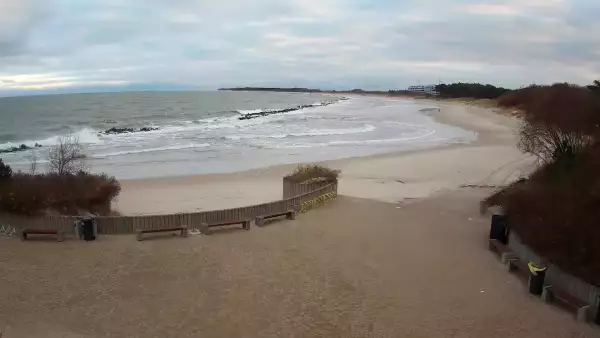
[0,171,121,216]
[484,146,600,286]
[0,159,11,181]
[486,80,600,286]
[497,83,600,137]
[499,83,599,165]
[284,164,340,183]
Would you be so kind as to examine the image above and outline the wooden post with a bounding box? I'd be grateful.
[577,305,590,322]
[200,223,210,235]
[57,230,65,242]
[541,285,553,302]
[501,252,515,264]
[508,259,516,272]
[136,230,143,241]
[181,225,188,237]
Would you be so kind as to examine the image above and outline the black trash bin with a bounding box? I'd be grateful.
[528,263,546,296]
[81,217,96,241]
[490,214,508,244]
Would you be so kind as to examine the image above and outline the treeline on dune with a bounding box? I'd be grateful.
[435,80,600,101]
[435,82,511,99]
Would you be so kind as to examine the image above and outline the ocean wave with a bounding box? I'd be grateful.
[224,124,376,140]
[93,143,210,157]
[0,128,103,151]
[264,129,437,148]
[174,113,278,133]
[328,132,436,145]
[0,97,344,152]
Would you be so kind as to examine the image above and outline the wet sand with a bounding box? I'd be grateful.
[1,189,597,337]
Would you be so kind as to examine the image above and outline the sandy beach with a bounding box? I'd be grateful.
[115,98,534,215]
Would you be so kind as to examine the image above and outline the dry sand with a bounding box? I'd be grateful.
[1,189,597,337]
[115,98,534,215]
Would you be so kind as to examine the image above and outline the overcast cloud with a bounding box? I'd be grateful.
[0,0,598,95]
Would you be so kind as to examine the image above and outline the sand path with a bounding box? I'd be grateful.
[1,189,597,337]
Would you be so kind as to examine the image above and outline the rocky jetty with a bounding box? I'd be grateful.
[103,127,159,134]
[0,143,43,154]
[238,100,340,121]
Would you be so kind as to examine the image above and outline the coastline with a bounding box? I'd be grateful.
[115,97,534,215]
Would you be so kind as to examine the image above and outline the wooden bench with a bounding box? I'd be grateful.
[542,286,590,322]
[136,225,188,241]
[21,229,65,242]
[255,210,296,226]
[488,239,517,263]
[199,220,251,235]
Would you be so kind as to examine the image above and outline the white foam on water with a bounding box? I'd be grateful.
[0,127,103,151]
[236,109,264,114]
[4,159,51,165]
[224,124,377,140]
[262,127,438,149]
[328,130,436,145]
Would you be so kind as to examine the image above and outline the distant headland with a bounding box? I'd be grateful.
[218,87,415,96]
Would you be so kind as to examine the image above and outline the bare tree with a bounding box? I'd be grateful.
[29,150,38,175]
[47,135,87,176]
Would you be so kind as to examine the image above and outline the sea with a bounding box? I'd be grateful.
[0,91,477,179]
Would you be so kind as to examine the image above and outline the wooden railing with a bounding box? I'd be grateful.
[0,179,338,235]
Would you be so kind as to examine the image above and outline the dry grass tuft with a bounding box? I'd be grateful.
[284,164,340,183]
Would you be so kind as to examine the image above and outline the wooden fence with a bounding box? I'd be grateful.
[508,232,600,318]
[282,178,332,199]
[0,180,338,235]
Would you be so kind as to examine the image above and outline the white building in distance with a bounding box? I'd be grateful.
[407,85,439,96]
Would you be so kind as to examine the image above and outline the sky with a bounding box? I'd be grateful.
[0,0,599,96]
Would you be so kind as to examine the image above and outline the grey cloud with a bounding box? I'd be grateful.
[0,0,598,94]
[0,40,24,57]
[0,0,49,58]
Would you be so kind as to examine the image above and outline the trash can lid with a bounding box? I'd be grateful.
[528,262,547,275]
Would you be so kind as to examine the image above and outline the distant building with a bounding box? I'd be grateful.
[407,85,439,96]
